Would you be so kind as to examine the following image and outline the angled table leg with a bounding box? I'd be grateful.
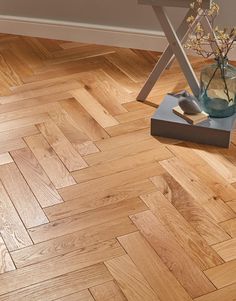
[137,8,200,101]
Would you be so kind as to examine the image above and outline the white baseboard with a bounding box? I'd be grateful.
[0,14,235,60]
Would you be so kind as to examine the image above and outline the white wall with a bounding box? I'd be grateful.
[0,0,235,55]
[0,0,234,30]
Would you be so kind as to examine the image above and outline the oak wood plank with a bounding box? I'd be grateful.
[0,163,48,228]
[0,181,32,251]
[141,191,223,269]
[55,290,94,301]
[105,254,159,301]
[95,128,150,151]
[37,120,88,171]
[90,281,127,301]
[220,218,236,238]
[11,217,137,268]
[60,97,109,141]
[194,283,236,301]
[0,263,111,301]
[71,89,119,128]
[160,157,235,223]
[25,134,76,189]
[204,260,236,288]
[0,153,13,165]
[48,101,99,156]
[83,138,170,166]
[212,237,236,261]
[119,232,193,301]
[59,162,164,201]
[0,239,123,296]
[150,173,231,245]
[168,143,236,202]
[0,235,15,274]
[28,198,147,243]
[131,210,216,298]
[11,147,63,207]
[45,180,155,221]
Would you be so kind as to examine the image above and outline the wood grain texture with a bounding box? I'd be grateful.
[0,163,48,228]
[25,134,76,189]
[0,239,123,296]
[28,198,147,243]
[11,147,62,207]
[90,281,127,301]
[0,181,32,251]
[0,35,235,301]
[0,264,110,301]
[131,211,216,298]
[118,232,192,301]
[0,236,15,274]
[204,260,236,288]
[105,254,159,301]
[37,119,88,171]
[140,191,223,269]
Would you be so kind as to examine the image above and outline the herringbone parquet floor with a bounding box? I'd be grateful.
[0,33,236,301]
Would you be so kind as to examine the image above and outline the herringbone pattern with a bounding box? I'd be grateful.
[0,33,236,301]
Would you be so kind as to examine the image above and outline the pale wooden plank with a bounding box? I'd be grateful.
[160,157,235,223]
[105,254,159,301]
[204,260,236,288]
[55,290,94,301]
[47,179,155,222]
[28,198,147,243]
[119,232,192,301]
[0,263,111,301]
[140,191,223,269]
[71,89,119,128]
[37,120,88,171]
[77,69,129,110]
[0,153,13,165]
[73,145,172,183]
[48,102,99,156]
[25,134,76,189]
[193,146,236,184]
[90,281,127,301]
[105,117,150,137]
[150,173,231,245]
[59,162,164,201]
[220,218,236,238]
[0,181,32,251]
[212,237,236,261]
[0,235,15,274]
[45,180,155,221]
[84,138,170,166]
[11,217,137,268]
[0,125,39,142]
[194,283,236,301]
[0,79,81,104]
[0,113,50,133]
[131,211,216,298]
[11,147,63,207]
[105,49,153,82]
[95,128,150,151]
[168,143,236,202]
[60,97,109,141]
[0,239,123,296]
[0,163,48,228]
[115,106,155,123]
[0,138,26,154]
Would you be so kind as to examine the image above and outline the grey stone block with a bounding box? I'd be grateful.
[151,95,236,148]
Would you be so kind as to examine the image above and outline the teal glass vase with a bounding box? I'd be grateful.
[199,57,236,118]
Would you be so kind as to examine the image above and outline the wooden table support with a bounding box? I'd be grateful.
[137,0,212,101]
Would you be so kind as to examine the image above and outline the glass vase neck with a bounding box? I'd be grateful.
[215,56,228,67]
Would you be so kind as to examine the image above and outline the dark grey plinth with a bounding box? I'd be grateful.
[151,95,236,148]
